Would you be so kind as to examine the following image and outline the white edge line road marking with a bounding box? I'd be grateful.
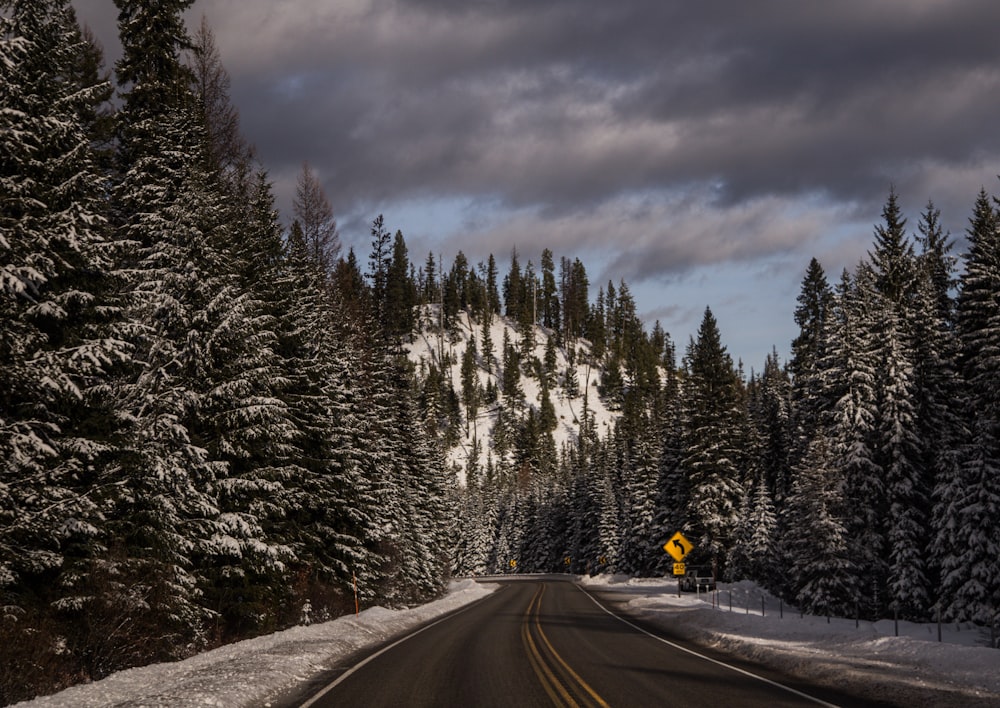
[299,585,504,708]
[575,583,841,708]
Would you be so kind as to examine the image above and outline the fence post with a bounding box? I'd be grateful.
[761,595,766,617]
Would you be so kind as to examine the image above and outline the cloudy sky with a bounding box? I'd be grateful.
[71,0,1000,368]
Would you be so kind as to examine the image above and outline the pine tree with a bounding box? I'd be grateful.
[729,475,781,590]
[869,187,916,308]
[102,0,230,661]
[502,247,523,320]
[384,229,416,341]
[197,171,303,637]
[946,188,1000,624]
[789,258,834,471]
[540,248,560,333]
[785,434,855,616]
[751,350,792,503]
[619,429,660,575]
[485,253,501,316]
[0,0,119,653]
[877,305,929,619]
[461,335,481,436]
[366,214,392,335]
[277,232,385,607]
[826,265,885,617]
[679,308,746,574]
[913,202,965,610]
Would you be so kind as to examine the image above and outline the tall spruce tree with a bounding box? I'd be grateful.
[946,188,1000,624]
[679,308,746,575]
[913,202,965,609]
[104,0,256,659]
[826,265,885,617]
[785,433,855,616]
[877,304,928,618]
[0,4,120,684]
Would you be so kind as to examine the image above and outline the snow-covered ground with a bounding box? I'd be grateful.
[15,575,1000,707]
[13,580,496,708]
[581,575,1000,707]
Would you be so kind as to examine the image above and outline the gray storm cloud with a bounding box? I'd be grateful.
[73,0,1000,281]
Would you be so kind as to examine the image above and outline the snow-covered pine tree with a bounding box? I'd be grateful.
[100,0,265,658]
[751,349,792,505]
[594,451,621,574]
[825,265,886,618]
[618,426,660,575]
[643,331,681,575]
[563,440,598,574]
[912,202,966,614]
[191,169,307,637]
[869,188,917,308]
[729,470,779,588]
[278,232,382,609]
[946,188,1000,624]
[876,304,929,619]
[788,258,834,474]
[866,193,931,619]
[679,308,746,575]
[785,433,856,617]
[0,3,121,689]
[379,368,453,602]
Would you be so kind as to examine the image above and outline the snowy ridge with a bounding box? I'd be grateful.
[406,306,619,479]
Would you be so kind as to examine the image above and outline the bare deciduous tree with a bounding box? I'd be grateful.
[293,161,340,272]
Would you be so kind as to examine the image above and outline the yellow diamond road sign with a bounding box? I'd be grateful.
[664,531,693,562]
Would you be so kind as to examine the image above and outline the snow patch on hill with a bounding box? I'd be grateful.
[405,306,619,479]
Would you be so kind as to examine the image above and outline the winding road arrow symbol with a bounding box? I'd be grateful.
[664,531,693,561]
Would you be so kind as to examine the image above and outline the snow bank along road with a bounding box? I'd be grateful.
[296,576,875,707]
[17,576,998,706]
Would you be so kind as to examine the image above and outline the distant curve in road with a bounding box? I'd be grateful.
[298,576,885,708]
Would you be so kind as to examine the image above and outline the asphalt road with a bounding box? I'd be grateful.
[297,576,883,707]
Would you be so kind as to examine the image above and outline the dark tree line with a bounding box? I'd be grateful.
[0,3,452,702]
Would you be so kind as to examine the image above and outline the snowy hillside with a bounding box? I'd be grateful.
[406,306,619,480]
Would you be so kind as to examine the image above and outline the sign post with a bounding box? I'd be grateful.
[664,531,694,597]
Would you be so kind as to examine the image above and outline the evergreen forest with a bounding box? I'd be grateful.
[2,1,999,703]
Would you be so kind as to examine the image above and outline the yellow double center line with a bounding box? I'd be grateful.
[521,583,611,708]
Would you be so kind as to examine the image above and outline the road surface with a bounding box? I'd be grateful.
[296,576,885,707]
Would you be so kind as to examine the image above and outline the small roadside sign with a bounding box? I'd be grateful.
[673,562,686,576]
[663,531,693,562]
